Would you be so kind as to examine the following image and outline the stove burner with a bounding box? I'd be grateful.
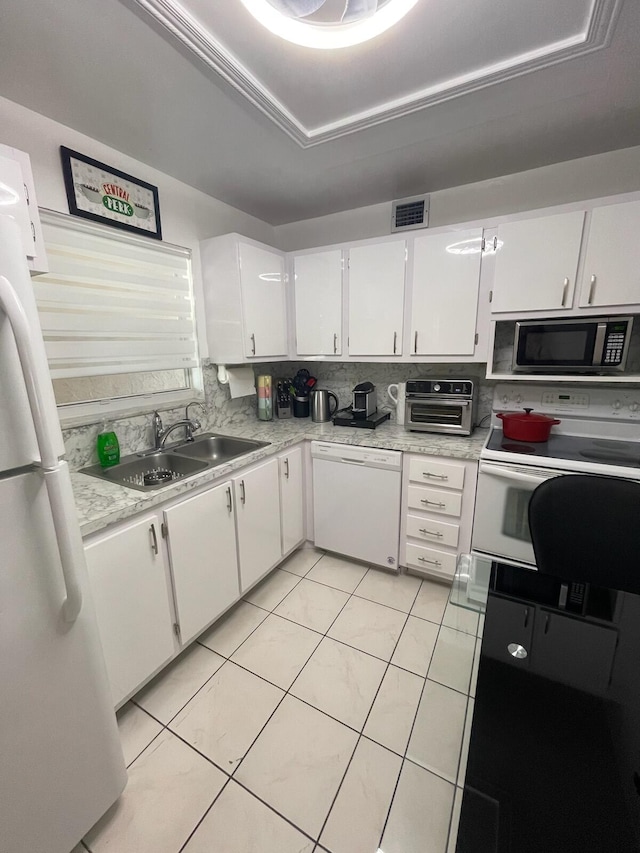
[579,449,640,465]
[501,441,538,454]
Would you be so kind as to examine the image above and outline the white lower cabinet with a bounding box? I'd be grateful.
[163,481,239,646]
[233,457,283,592]
[84,513,176,707]
[400,454,478,582]
[279,446,304,556]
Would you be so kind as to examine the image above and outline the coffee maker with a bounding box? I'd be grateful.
[352,381,377,419]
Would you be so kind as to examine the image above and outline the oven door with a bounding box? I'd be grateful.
[405,398,472,434]
[472,461,565,566]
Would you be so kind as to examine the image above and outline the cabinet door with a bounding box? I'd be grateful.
[294,250,342,355]
[234,458,282,591]
[491,211,585,313]
[279,446,304,555]
[163,482,239,646]
[579,201,640,308]
[239,242,288,358]
[482,595,534,669]
[84,514,175,706]
[411,229,482,355]
[348,240,406,355]
[531,610,617,695]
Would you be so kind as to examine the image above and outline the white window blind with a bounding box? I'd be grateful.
[34,210,198,379]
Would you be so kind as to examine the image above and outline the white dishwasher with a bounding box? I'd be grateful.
[311,441,402,570]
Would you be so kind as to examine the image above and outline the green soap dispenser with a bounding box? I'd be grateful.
[96,421,120,468]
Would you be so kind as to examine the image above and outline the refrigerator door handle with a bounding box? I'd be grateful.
[0,274,82,622]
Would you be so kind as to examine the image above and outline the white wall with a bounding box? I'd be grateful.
[0,96,277,359]
[274,145,640,250]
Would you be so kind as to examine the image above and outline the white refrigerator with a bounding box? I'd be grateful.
[0,215,127,851]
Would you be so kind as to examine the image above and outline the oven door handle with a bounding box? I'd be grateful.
[408,399,471,407]
[478,462,555,486]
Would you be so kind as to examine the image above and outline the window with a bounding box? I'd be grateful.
[35,210,201,424]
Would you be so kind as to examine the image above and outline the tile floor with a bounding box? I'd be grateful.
[77,548,482,853]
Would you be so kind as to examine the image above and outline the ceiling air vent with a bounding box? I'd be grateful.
[391,194,430,232]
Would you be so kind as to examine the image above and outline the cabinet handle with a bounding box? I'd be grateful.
[226,486,232,514]
[422,471,448,480]
[588,275,597,305]
[240,479,246,504]
[419,528,443,537]
[418,556,442,566]
[561,277,569,307]
[393,331,397,354]
[493,236,498,251]
[250,333,256,355]
[544,613,550,635]
[284,458,289,479]
[149,523,159,555]
[333,333,338,354]
[420,498,446,508]
[414,331,418,354]
[523,607,530,629]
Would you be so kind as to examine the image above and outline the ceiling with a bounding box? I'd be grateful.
[1,0,640,224]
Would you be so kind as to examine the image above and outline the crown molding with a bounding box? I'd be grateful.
[132,0,622,148]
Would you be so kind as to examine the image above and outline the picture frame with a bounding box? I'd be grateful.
[60,147,162,240]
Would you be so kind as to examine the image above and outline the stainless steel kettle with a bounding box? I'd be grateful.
[311,389,339,423]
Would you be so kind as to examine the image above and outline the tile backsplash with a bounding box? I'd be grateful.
[63,361,494,469]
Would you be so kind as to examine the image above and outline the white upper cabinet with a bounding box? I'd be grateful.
[239,241,288,358]
[201,234,288,363]
[579,201,640,309]
[294,249,342,355]
[410,228,482,356]
[348,239,406,356]
[490,211,585,314]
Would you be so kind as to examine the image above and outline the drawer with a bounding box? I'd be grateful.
[408,485,462,517]
[408,457,465,490]
[406,514,459,549]
[406,543,458,580]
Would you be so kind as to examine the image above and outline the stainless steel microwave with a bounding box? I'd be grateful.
[513,316,633,373]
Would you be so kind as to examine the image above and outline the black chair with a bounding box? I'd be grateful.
[528,473,640,594]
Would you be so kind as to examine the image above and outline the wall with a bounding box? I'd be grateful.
[0,96,277,360]
[274,145,640,250]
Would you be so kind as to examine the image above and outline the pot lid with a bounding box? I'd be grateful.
[498,408,561,425]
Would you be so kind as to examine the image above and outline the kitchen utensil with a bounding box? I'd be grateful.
[311,389,339,423]
[275,379,292,418]
[293,394,310,418]
[497,408,561,442]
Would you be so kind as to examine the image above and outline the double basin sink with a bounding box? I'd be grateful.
[80,433,270,492]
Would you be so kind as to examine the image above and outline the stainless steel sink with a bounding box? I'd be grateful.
[172,433,270,463]
[79,433,270,491]
[81,451,209,492]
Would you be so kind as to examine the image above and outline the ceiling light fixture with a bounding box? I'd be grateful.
[240,0,420,49]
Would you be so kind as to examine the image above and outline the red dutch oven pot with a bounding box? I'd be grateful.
[497,408,561,442]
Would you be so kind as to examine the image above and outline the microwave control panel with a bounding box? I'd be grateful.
[603,321,629,365]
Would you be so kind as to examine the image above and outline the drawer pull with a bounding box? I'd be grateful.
[422,471,448,480]
[418,556,442,566]
[419,528,443,537]
[420,499,446,507]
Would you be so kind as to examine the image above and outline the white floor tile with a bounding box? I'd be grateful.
[290,637,386,730]
[134,644,225,724]
[363,665,424,756]
[235,695,358,839]
[355,568,421,613]
[243,569,301,611]
[281,547,325,577]
[391,615,439,677]
[442,602,479,636]
[447,787,464,853]
[457,697,475,787]
[274,579,349,633]
[116,702,163,767]
[84,729,226,853]
[407,680,467,784]
[328,596,406,660]
[380,760,455,853]
[411,578,451,624]
[199,601,268,658]
[169,661,283,772]
[231,613,322,689]
[306,553,369,593]
[183,779,314,853]
[427,626,476,694]
[320,737,402,853]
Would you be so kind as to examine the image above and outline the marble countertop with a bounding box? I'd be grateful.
[74,418,489,538]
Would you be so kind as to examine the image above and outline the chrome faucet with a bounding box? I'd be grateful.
[153,410,201,450]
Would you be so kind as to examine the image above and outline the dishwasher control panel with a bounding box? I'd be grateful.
[311,441,402,470]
